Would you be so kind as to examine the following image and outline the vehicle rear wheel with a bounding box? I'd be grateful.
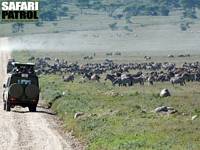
[6,102,11,111]
[28,106,36,112]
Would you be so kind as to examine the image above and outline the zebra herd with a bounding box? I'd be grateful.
[31,56,200,86]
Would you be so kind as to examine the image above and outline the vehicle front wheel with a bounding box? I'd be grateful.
[3,102,6,110]
[6,102,11,111]
[28,106,36,112]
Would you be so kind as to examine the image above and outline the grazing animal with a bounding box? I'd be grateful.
[83,72,92,80]
[106,52,113,56]
[170,74,186,86]
[91,74,100,82]
[113,77,132,86]
[63,75,74,82]
[147,76,154,85]
[144,56,151,60]
[168,55,174,58]
[105,74,116,83]
[83,56,93,60]
[131,76,144,85]
[28,56,35,61]
[160,89,171,97]
[44,57,51,61]
[115,52,121,56]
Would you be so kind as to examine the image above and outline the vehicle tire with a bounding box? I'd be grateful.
[6,102,11,112]
[3,102,6,110]
[25,85,39,99]
[8,83,23,98]
[28,106,36,112]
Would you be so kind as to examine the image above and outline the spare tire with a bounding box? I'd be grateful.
[25,85,39,99]
[8,83,23,98]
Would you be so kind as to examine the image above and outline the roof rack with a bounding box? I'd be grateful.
[12,62,35,66]
[11,62,36,75]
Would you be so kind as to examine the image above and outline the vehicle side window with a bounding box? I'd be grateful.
[6,77,11,87]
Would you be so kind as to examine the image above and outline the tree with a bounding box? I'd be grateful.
[181,0,196,9]
[180,0,198,18]
[183,9,197,18]
[160,6,170,16]
[57,6,69,17]
[40,10,57,21]
[35,21,43,27]
[76,0,90,14]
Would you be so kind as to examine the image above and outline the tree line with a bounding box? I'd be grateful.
[1,0,200,21]
[1,0,200,33]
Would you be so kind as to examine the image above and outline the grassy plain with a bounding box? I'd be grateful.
[12,50,200,150]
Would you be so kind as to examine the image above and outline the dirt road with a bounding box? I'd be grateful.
[0,51,76,150]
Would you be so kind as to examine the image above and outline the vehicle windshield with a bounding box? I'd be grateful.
[13,64,35,74]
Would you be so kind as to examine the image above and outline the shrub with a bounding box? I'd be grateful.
[109,22,118,30]
[124,26,133,32]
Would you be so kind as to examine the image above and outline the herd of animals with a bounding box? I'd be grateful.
[27,54,200,86]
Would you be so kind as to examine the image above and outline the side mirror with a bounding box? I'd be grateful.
[3,84,6,88]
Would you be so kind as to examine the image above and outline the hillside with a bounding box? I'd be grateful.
[1,0,200,53]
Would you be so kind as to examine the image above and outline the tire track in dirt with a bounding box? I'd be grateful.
[0,50,18,150]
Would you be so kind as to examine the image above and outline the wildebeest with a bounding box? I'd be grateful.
[44,57,51,61]
[131,76,144,85]
[178,54,190,58]
[144,56,151,60]
[106,52,113,56]
[168,55,174,58]
[105,74,116,83]
[115,52,121,56]
[83,56,93,60]
[113,77,132,86]
[28,56,35,61]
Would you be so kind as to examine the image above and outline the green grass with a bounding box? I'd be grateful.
[40,75,200,150]
[12,50,200,150]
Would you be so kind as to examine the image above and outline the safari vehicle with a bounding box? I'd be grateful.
[3,62,40,112]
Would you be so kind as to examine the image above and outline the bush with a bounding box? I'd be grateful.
[40,10,57,21]
[109,22,118,30]
[180,22,190,31]
[35,21,43,27]
[183,9,197,19]
[70,16,75,20]
[124,26,133,32]
[160,6,170,16]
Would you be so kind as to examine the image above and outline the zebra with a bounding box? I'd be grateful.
[170,74,187,86]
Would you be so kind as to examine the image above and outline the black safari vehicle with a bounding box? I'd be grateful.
[3,62,40,112]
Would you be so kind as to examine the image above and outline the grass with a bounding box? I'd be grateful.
[12,50,200,150]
